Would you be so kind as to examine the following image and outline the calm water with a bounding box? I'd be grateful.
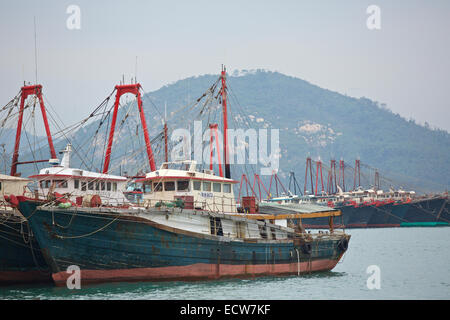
[1,228,449,300]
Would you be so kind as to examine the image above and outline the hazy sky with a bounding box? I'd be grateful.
[1,0,449,133]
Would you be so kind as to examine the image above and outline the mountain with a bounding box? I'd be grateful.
[10,70,450,193]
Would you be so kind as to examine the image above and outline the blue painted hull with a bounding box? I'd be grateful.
[18,199,349,285]
[0,211,51,285]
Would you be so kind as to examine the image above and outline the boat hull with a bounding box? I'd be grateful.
[0,211,51,285]
[18,199,349,286]
[303,195,449,229]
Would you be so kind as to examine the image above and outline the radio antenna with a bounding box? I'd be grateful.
[34,16,38,84]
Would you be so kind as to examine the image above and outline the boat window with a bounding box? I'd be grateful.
[209,217,223,236]
[203,182,211,191]
[74,179,79,189]
[164,163,190,171]
[213,183,221,193]
[88,181,94,190]
[54,180,68,188]
[153,182,162,192]
[193,181,201,191]
[223,184,231,193]
[39,181,44,188]
[107,182,111,191]
[113,182,117,192]
[45,180,51,188]
[95,182,100,191]
[81,181,87,191]
[143,183,152,193]
[101,181,105,191]
[177,180,189,191]
[164,181,175,191]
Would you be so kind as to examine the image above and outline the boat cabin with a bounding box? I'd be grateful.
[0,174,31,199]
[29,144,129,206]
[136,160,238,212]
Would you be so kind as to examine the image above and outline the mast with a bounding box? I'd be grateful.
[164,102,168,163]
[353,159,361,190]
[102,83,156,174]
[221,66,231,179]
[10,84,57,176]
[304,157,314,195]
[338,159,345,192]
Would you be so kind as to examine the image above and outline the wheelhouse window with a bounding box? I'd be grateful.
[81,181,87,191]
[143,183,152,193]
[153,182,162,192]
[112,182,117,192]
[74,179,79,189]
[193,181,201,191]
[213,183,221,193]
[106,182,111,191]
[95,182,100,191]
[54,180,68,188]
[177,180,189,191]
[164,181,175,191]
[223,184,231,193]
[88,181,94,190]
[101,181,105,191]
[203,181,211,191]
[45,180,50,188]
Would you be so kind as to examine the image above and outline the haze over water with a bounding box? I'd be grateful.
[1,228,448,300]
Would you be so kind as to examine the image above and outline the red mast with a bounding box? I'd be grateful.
[102,83,156,174]
[10,84,56,176]
[353,159,361,190]
[304,157,314,195]
[315,159,324,196]
[338,159,345,192]
[327,159,337,194]
[221,66,231,179]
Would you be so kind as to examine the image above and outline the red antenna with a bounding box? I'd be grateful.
[103,83,156,174]
[353,159,361,190]
[304,157,314,195]
[208,123,223,177]
[10,84,56,176]
[338,159,345,192]
[220,66,231,179]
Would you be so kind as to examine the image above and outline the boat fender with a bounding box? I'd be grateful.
[338,238,348,251]
[8,194,19,208]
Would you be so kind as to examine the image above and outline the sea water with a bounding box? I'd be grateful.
[0,227,448,300]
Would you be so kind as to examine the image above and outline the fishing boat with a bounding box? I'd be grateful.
[0,84,58,285]
[0,174,51,284]
[14,159,349,285]
[274,158,449,229]
[10,68,351,285]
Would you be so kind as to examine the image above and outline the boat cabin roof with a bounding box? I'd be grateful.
[29,166,127,182]
[135,160,238,184]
